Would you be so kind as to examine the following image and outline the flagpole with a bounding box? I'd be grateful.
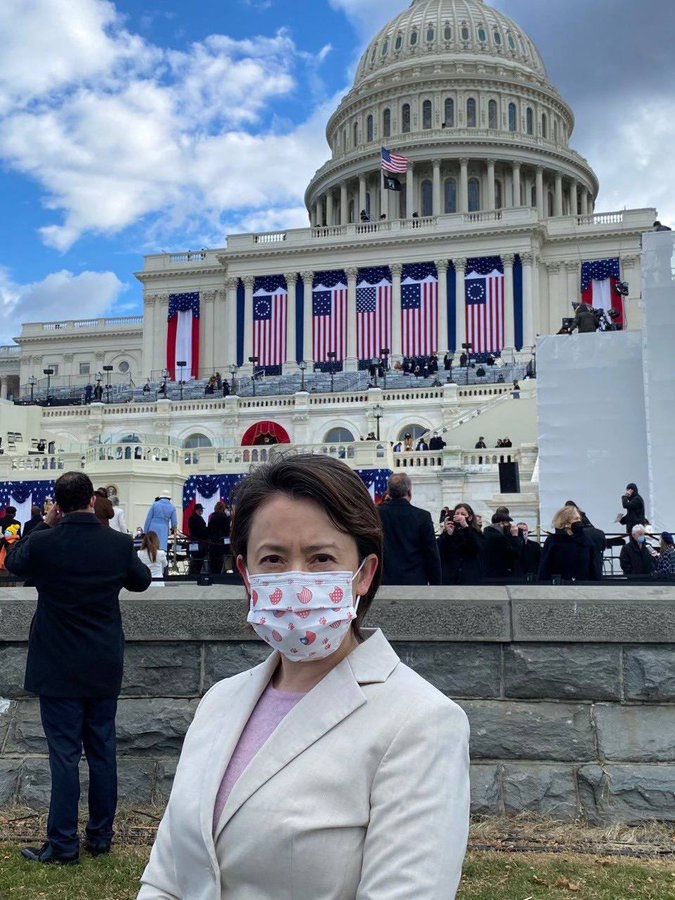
[381,168,389,220]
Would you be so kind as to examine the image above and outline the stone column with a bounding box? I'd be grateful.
[487,159,496,210]
[390,263,403,361]
[340,183,348,225]
[380,171,389,220]
[406,163,415,218]
[565,260,579,306]
[521,252,535,349]
[432,159,441,216]
[435,258,448,357]
[620,254,639,329]
[141,294,157,378]
[284,272,298,372]
[326,192,334,227]
[555,173,563,217]
[358,176,366,218]
[0,379,7,400]
[454,258,467,350]
[310,206,317,228]
[243,275,255,368]
[201,290,216,376]
[302,270,314,364]
[502,253,515,351]
[569,179,578,216]
[346,267,358,371]
[459,158,469,213]
[544,262,561,335]
[581,190,589,216]
[157,295,169,376]
[225,277,239,368]
[536,167,544,217]
[512,162,521,207]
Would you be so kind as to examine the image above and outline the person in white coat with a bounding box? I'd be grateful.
[109,496,127,534]
[138,455,470,900]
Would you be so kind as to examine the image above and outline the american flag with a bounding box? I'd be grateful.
[381,146,409,174]
[313,274,347,362]
[581,257,624,326]
[253,276,288,366]
[357,268,392,361]
[0,479,55,529]
[400,262,438,356]
[465,258,505,353]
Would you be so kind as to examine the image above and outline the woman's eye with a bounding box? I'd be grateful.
[260,555,282,565]
[313,554,336,564]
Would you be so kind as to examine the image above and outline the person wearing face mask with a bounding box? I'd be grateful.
[516,522,542,578]
[537,506,595,582]
[620,524,656,576]
[138,455,470,900]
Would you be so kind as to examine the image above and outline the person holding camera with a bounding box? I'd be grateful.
[437,503,484,585]
[482,512,522,579]
[620,483,647,535]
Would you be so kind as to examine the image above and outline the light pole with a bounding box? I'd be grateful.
[327,351,336,392]
[229,364,238,395]
[380,347,390,390]
[461,342,472,386]
[28,375,36,403]
[43,368,54,404]
[102,364,113,402]
[299,360,307,392]
[249,356,259,396]
[177,360,187,401]
[373,403,383,441]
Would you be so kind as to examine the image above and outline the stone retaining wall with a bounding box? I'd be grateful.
[2,585,675,824]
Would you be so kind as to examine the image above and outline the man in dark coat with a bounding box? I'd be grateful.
[378,473,441,585]
[6,471,151,864]
[621,483,646,534]
[570,302,598,333]
[620,525,655,576]
[187,503,210,575]
[482,512,522,578]
[565,501,606,579]
[516,522,542,577]
[22,505,44,538]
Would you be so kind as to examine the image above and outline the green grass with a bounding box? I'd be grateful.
[0,845,673,899]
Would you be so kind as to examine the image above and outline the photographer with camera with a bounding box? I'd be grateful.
[482,511,522,579]
[620,482,647,535]
[569,301,598,334]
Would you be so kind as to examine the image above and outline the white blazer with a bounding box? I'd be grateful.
[138,629,470,900]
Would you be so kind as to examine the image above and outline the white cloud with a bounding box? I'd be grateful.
[328,0,393,39]
[0,268,126,343]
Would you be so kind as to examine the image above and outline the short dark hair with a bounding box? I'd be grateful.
[387,472,411,499]
[54,472,94,514]
[5,506,16,517]
[231,454,383,633]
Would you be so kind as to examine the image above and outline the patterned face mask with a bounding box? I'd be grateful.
[246,564,365,662]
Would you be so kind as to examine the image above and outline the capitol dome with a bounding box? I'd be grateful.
[355,0,547,86]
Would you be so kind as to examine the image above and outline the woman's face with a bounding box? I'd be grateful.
[237,493,377,600]
[454,506,472,523]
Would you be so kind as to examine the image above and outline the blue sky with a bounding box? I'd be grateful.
[1,0,673,343]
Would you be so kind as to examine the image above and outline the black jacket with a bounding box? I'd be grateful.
[519,537,542,577]
[378,498,441,585]
[22,514,43,538]
[482,525,522,578]
[207,511,230,543]
[537,529,595,581]
[6,513,151,698]
[621,493,646,533]
[188,512,209,556]
[620,538,655,576]
[437,527,484,585]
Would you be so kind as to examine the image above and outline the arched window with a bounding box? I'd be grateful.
[461,24,470,41]
[507,32,516,50]
[421,179,433,216]
[444,178,457,213]
[508,102,517,132]
[395,33,403,51]
[184,433,212,448]
[488,99,498,129]
[493,28,502,46]
[422,99,432,129]
[547,190,554,217]
[477,26,487,42]
[353,121,359,146]
[444,97,454,127]
[466,97,477,127]
[410,29,418,46]
[383,107,391,138]
[468,177,480,212]
[398,424,427,441]
[324,427,355,443]
[444,23,452,41]
[541,112,548,138]
[381,39,388,56]
[366,114,374,142]
[495,179,503,209]
[530,185,537,207]
[426,25,434,42]
[526,107,534,135]
[401,102,411,133]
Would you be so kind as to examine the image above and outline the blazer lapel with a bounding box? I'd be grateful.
[214,655,367,838]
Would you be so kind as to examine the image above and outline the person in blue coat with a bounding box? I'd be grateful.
[144,490,177,551]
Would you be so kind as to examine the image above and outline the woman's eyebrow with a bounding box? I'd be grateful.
[255,541,340,554]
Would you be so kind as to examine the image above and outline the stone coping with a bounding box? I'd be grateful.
[1,585,675,643]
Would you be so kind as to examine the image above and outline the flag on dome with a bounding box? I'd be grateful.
[465,257,505,353]
[581,258,624,326]
[381,147,409,174]
[357,268,392,361]
[166,293,200,380]
[253,276,288,367]
[400,262,438,357]
[312,272,348,362]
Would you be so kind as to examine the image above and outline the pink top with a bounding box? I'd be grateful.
[212,683,305,832]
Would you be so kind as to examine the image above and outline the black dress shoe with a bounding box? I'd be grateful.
[84,839,111,856]
[21,842,80,865]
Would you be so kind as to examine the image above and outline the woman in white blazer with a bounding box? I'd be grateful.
[138,455,470,899]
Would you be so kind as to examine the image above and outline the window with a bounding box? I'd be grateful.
[366,114,374,142]
[401,102,411,133]
[526,107,534,135]
[381,39,388,56]
[493,29,502,45]
[46,364,59,376]
[507,32,516,50]
[353,121,359,146]
[118,360,130,374]
[444,178,457,213]
[410,29,418,46]
[342,129,347,152]
[421,179,433,216]
[466,97,477,127]
[541,112,548,138]
[422,99,432,129]
[468,177,480,212]
[508,102,517,132]
[495,180,503,209]
[365,191,371,217]
[79,363,90,376]
[444,24,452,41]
[554,119,559,143]
[488,99,498,129]
[349,200,354,223]
[531,185,537,207]
[548,190,554,217]
[426,25,434,42]
[184,433,212,448]
[477,26,487,42]
[395,33,403,50]
[398,424,427,441]
[444,97,454,127]
[324,427,354,443]
[370,44,378,64]
[383,107,391,137]
[461,25,470,41]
